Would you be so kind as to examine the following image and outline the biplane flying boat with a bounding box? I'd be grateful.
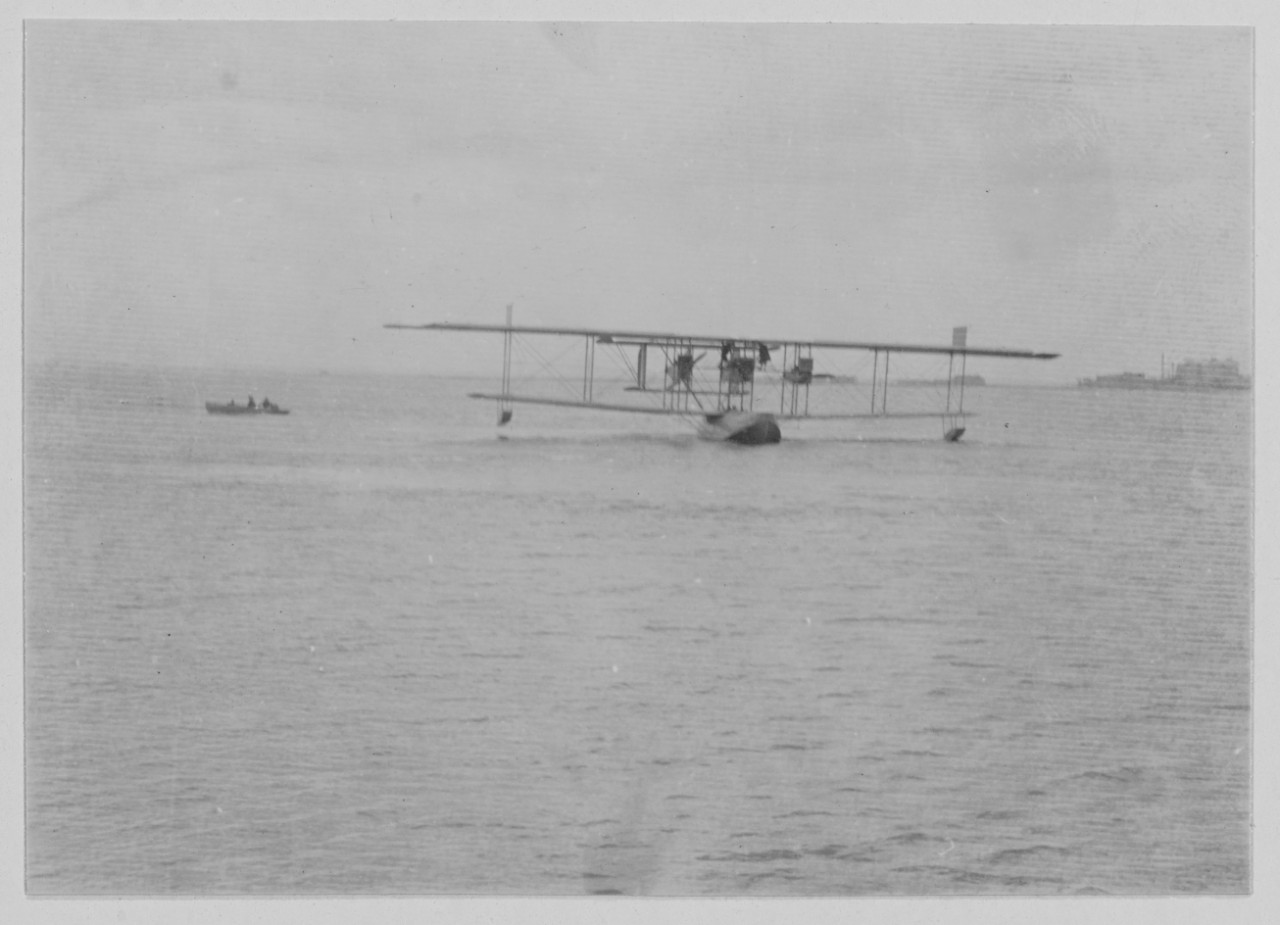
[386,309,1059,445]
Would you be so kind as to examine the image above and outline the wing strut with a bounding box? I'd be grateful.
[942,327,967,440]
[870,350,878,414]
[869,349,893,414]
[499,304,514,425]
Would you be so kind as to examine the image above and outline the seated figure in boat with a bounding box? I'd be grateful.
[247,395,256,409]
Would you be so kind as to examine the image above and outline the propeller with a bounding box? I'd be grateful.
[666,351,706,390]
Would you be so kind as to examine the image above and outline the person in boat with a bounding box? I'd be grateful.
[262,397,272,411]
[247,395,256,409]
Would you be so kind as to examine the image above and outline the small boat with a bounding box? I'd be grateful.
[205,400,290,415]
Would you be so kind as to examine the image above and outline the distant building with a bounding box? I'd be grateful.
[1168,358,1249,388]
[1078,358,1250,391]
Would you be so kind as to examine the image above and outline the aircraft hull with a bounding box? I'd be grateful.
[699,411,782,445]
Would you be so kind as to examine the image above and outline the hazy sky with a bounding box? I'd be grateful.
[23,20,1253,381]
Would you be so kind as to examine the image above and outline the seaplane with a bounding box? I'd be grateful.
[386,309,1059,445]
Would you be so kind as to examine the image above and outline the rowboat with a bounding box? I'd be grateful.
[205,401,289,415]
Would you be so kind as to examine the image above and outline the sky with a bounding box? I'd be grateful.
[21,20,1255,382]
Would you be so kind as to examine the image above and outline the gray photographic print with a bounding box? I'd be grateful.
[21,13,1253,903]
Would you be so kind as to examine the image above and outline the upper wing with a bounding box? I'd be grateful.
[384,321,1059,360]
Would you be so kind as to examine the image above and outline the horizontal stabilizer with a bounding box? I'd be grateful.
[467,393,690,416]
[466,392,978,423]
[777,411,979,421]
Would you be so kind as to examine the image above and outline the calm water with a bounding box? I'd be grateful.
[24,363,1251,895]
